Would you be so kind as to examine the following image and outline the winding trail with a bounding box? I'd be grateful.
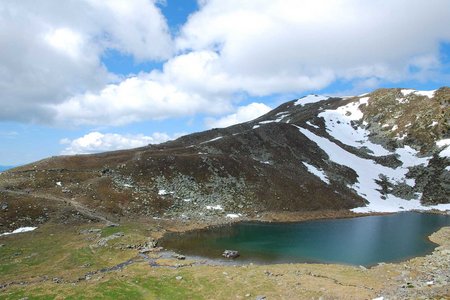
[0,189,112,224]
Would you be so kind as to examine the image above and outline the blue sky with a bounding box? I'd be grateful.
[0,0,449,166]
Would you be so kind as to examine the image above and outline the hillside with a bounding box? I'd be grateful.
[0,87,449,231]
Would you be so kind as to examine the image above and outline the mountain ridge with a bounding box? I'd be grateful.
[0,87,449,231]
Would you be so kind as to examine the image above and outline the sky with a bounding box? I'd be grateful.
[1,0,449,166]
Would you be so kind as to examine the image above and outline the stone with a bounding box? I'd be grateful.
[255,296,266,300]
[173,254,186,260]
[1,202,8,210]
[222,250,240,259]
[52,277,63,284]
[139,240,160,253]
[96,232,124,247]
[175,276,183,280]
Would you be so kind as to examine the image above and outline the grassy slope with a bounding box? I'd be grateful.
[2,221,449,300]
[0,222,384,300]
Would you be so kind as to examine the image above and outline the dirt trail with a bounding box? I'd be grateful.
[0,188,112,224]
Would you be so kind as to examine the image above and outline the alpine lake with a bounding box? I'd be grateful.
[161,212,450,266]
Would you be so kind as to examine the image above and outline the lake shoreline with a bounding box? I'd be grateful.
[159,208,449,237]
[1,212,449,299]
[159,210,450,267]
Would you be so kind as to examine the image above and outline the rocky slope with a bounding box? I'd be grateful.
[0,87,449,231]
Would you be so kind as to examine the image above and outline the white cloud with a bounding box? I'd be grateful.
[177,0,450,89]
[1,0,449,128]
[60,131,179,155]
[49,49,329,126]
[0,0,172,123]
[51,70,234,126]
[85,0,172,61]
[206,102,271,128]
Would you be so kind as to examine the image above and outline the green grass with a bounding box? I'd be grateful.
[2,220,419,299]
[100,225,125,237]
[0,223,150,284]
[0,222,262,299]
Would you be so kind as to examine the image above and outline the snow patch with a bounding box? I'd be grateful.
[56,181,62,187]
[438,147,450,158]
[252,125,260,129]
[302,162,330,184]
[306,121,320,129]
[437,139,450,147]
[415,90,436,98]
[226,213,242,218]
[295,125,449,212]
[206,205,223,210]
[1,227,37,236]
[319,97,391,156]
[396,146,429,168]
[295,95,329,106]
[437,139,450,158]
[401,89,415,96]
[396,97,408,104]
[201,136,223,144]
[258,113,289,125]
[158,189,173,196]
[401,89,436,98]
[359,97,369,105]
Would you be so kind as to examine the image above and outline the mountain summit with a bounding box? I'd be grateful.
[1,87,449,230]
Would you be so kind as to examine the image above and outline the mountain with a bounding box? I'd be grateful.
[0,166,14,172]
[0,87,449,231]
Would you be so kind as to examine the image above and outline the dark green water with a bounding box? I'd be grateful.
[161,212,450,266]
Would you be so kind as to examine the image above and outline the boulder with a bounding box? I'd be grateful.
[173,254,186,260]
[222,249,240,259]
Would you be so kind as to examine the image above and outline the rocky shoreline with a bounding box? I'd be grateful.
[144,219,450,299]
[157,208,448,236]
[374,227,450,299]
[154,210,450,298]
